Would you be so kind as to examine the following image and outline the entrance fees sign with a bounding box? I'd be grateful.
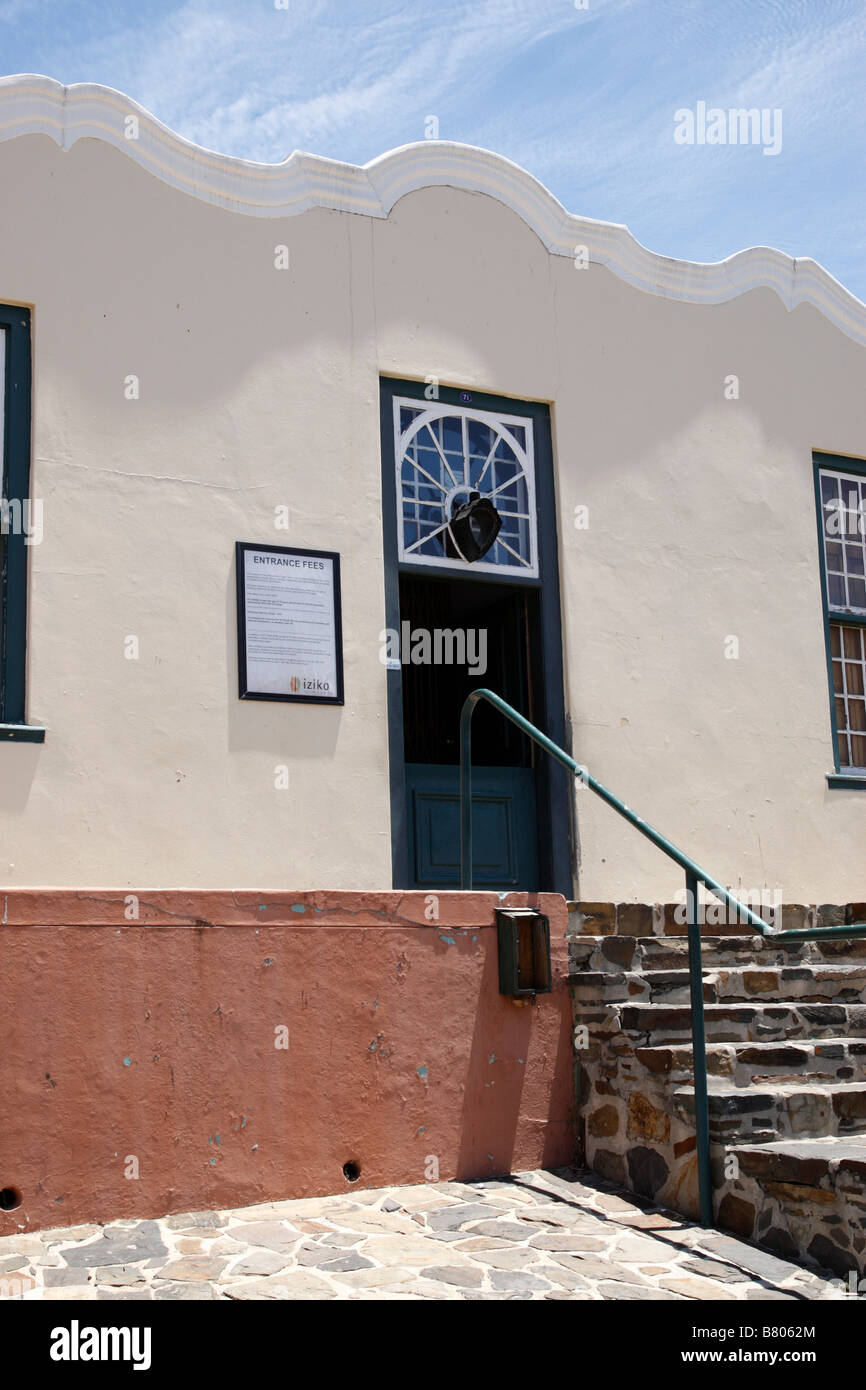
[236,542,344,704]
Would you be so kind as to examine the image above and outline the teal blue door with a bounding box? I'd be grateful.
[406,764,538,889]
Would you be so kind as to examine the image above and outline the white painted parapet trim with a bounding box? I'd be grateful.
[2,73,865,346]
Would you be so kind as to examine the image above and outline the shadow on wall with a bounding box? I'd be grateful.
[0,744,40,813]
[455,927,575,1181]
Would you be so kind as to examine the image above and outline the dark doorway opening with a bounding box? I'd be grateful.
[400,572,541,889]
[399,572,540,767]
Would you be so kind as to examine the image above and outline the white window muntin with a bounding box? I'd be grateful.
[394,397,539,578]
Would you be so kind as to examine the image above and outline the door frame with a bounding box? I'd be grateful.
[379,376,572,897]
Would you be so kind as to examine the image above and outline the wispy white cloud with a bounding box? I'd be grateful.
[109,0,596,161]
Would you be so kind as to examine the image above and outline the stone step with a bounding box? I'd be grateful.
[569,933,866,975]
[673,1080,866,1143]
[709,964,866,1003]
[651,964,866,1005]
[572,917,866,1280]
[635,1037,866,1087]
[719,1136,866,1278]
[567,903,866,941]
[571,971,650,1003]
[617,1001,866,1045]
[637,938,822,970]
[571,963,866,1007]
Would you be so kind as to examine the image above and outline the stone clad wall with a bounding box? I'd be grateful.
[0,890,573,1235]
[571,930,701,1216]
[569,899,866,1274]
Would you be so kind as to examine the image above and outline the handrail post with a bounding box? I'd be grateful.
[459,696,474,890]
[686,870,713,1228]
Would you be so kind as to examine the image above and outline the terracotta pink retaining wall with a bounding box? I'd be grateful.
[0,890,573,1233]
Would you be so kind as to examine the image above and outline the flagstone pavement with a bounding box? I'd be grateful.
[0,1168,849,1301]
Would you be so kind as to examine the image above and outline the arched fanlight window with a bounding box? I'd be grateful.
[394,398,539,578]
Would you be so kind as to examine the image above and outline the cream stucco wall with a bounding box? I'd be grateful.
[0,115,864,900]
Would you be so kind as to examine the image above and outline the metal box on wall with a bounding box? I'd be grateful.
[495,907,552,998]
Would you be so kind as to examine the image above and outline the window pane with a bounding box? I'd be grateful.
[849,577,866,610]
[846,662,865,696]
[821,474,840,505]
[830,622,866,769]
[826,541,843,569]
[820,468,866,612]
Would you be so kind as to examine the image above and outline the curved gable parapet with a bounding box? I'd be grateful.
[2,73,865,347]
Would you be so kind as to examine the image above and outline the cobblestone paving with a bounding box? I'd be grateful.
[0,1169,848,1301]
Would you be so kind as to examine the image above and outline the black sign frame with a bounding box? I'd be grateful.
[236,541,345,705]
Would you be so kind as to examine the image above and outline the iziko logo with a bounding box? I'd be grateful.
[674,102,782,157]
[291,676,331,693]
[379,622,487,676]
[0,497,43,544]
[50,1319,152,1371]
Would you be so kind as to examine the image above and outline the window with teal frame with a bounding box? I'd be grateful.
[815,452,866,783]
[0,303,43,741]
[394,398,539,578]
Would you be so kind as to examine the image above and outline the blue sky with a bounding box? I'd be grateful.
[2,0,865,299]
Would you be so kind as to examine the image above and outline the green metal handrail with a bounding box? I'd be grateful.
[459,687,866,1227]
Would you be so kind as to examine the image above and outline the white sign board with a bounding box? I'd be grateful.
[236,543,344,704]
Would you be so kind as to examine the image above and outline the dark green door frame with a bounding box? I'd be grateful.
[0,303,41,737]
[379,376,572,896]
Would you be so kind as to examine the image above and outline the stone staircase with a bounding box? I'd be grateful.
[568,905,866,1278]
